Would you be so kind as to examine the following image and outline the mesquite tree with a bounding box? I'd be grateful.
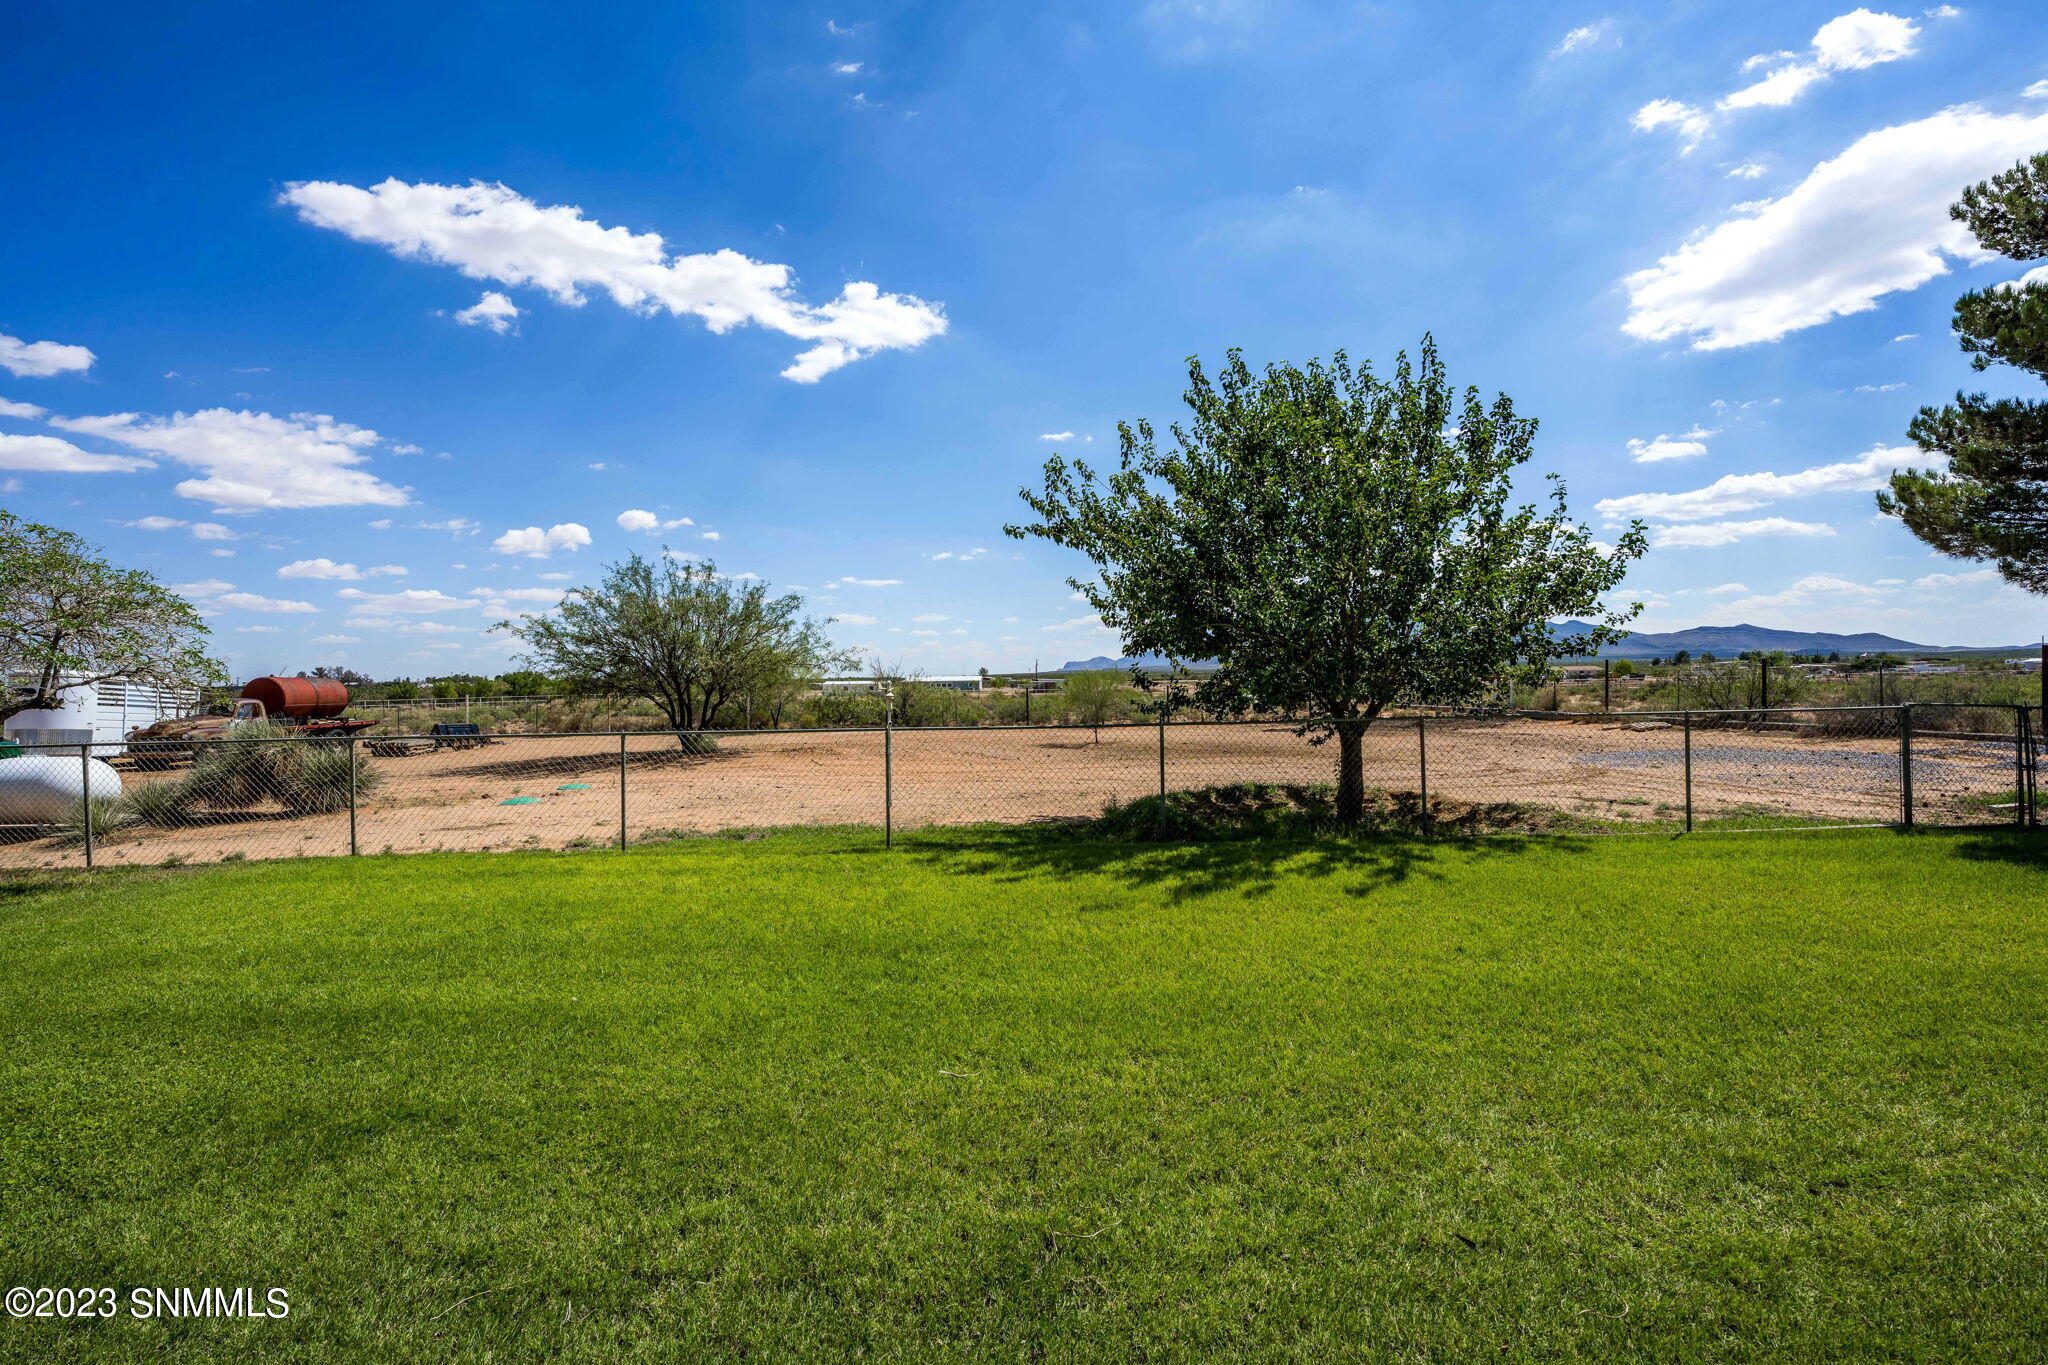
[1008,340,1644,824]
[0,510,222,724]
[500,554,851,734]
[1880,150,2048,590]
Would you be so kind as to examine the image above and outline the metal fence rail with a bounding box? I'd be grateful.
[0,703,2035,871]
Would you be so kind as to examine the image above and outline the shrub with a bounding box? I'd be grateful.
[123,777,196,827]
[185,724,381,813]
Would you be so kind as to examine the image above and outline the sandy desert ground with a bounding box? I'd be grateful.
[1,717,2025,869]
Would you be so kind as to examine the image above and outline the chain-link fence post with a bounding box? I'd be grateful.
[2023,703,2039,834]
[2016,706,2028,830]
[81,744,95,870]
[884,696,894,850]
[1682,709,1693,833]
[1155,713,1167,837]
[348,734,360,856]
[1899,703,1914,827]
[618,732,628,851]
[1417,716,1431,835]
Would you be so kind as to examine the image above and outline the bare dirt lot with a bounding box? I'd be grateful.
[1,718,2022,869]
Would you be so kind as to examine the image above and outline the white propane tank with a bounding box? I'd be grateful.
[0,753,124,825]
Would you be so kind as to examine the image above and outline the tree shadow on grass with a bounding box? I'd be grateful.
[1946,827,2048,874]
[900,824,1591,902]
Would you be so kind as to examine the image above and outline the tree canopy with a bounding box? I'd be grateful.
[498,554,851,733]
[1880,150,2048,591]
[0,509,222,725]
[1008,340,1643,822]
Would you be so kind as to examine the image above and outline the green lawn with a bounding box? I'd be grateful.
[3,828,2045,1361]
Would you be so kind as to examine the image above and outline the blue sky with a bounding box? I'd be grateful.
[3,2,2046,679]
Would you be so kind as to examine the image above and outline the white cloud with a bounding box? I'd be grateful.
[1855,381,1907,392]
[616,508,693,532]
[1637,9,1922,152]
[1623,106,2048,350]
[278,558,363,580]
[912,612,949,623]
[928,547,989,561]
[275,558,408,581]
[0,433,154,474]
[280,178,948,382]
[0,331,94,378]
[1789,571,1883,594]
[1038,430,1078,442]
[1650,518,1838,547]
[234,625,281,634]
[490,522,592,557]
[838,576,901,587]
[535,571,572,581]
[125,515,187,531]
[1891,332,1919,341]
[1627,433,1711,463]
[2025,78,2048,100]
[1598,445,1923,521]
[833,612,878,625]
[189,522,236,541]
[311,634,361,645]
[1042,615,1111,632]
[49,407,411,509]
[1913,567,1999,588]
[1550,20,1616,57]
[0,398,48,419]
[417,517,480,536]
[1704,582,1750,595]
[211,588,318,613]
[452,290,521,334]
[336,587,471,615]
[700,530,721,541]
[832,61,863,73]
[1632,99,1713,151]
[1727,162,1769,180]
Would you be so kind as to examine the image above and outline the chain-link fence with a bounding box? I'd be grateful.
[0,703,2036,870]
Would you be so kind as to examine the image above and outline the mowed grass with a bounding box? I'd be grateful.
[3,828,2046,1361]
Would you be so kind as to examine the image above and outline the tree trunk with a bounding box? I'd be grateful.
[1334,720,1366,826]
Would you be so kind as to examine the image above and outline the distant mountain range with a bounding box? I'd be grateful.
[1056,623,2029,672]
[1543,622,2025,659]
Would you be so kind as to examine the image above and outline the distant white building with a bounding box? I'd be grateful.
[2009,657,2043,673]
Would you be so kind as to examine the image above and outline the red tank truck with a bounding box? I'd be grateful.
[123,676,381,767]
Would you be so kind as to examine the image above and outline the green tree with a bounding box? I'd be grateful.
[500,555,851,734]
[0,510,222,725]
[496,670,556,696]
[1058,670,1130,741]
[1880,151,2048,591]
[1008,340,1643,823]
